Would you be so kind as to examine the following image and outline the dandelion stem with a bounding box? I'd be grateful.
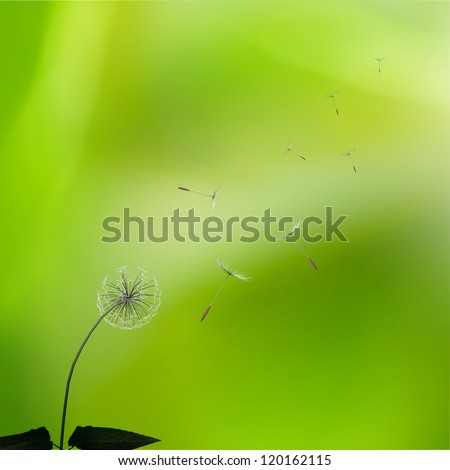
[59,305,115,450]
[178,187,212,198]
[201,275,230,321]
[211,275,230,306]
[189,190,213,198]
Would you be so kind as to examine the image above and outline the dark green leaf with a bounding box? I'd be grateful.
[68,426,160,450]
[0,427,53,450]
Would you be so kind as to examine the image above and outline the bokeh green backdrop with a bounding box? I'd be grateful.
[0,0,448,450]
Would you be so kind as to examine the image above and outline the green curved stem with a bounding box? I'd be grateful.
[59,307,114,450]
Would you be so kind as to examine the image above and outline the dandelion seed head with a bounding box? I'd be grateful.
[326,91,339,98]
[216,259,250,281]
[375,57,385,62]
[97,267,161,330]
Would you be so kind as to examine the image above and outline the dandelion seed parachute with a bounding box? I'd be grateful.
[277,223,318,271]
[375,57,385,73]
[283,143,306,160]
[200,260,249,322]
[178,186,220,210]
[325,91,340,115]
[341,149,357,173]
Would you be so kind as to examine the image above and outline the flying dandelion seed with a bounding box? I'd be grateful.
[178,186,220,210]
[375,57,385,73]
[325,91,340,115]
[283,142,306,160]
[277,222,318,271]
[341,148,357,173]
[60,267,161,450]
[201,259,249,321]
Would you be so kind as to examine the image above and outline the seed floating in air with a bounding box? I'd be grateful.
[283,142,306,160]
[277,222,318,271]
[341,148,357,173]
[375,57,385,74]
[201,259,250,322]
[325,91,340,115]
[178,186,220,210]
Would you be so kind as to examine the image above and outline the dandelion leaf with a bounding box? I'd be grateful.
[68,426,160,450]
[0,427,53,450]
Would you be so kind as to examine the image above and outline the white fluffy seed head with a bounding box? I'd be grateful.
[97,267,161,330]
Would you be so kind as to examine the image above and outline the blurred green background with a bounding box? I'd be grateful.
[0,0,448,450]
